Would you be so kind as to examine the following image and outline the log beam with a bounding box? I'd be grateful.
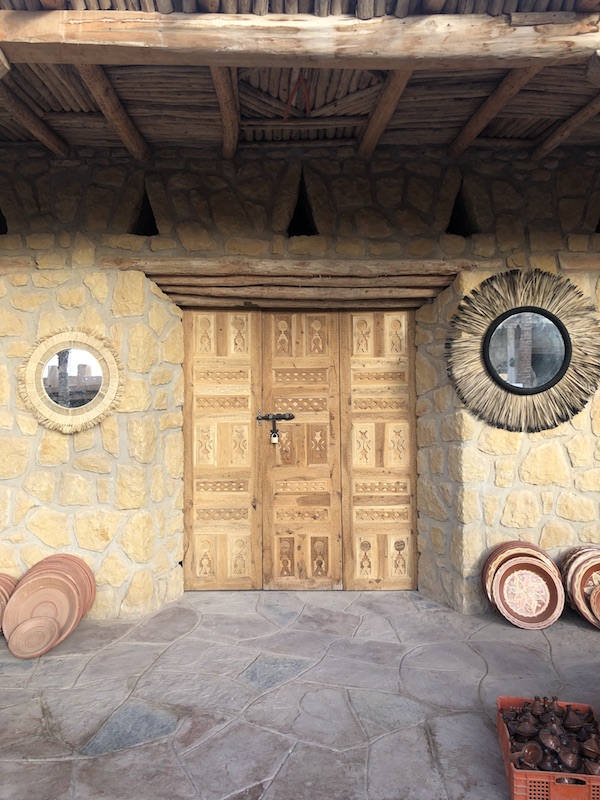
[210,66,239,159]
[0,12,599,70]
[358,70,412,158]
[163,295,427,308]
[449,65,543,158]
[532,90,600,159]
[77,64,150,161]
[0,81,69,156]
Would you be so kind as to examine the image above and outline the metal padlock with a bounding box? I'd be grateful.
[270,431,279,444]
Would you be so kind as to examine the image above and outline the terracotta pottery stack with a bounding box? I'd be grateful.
[2,555,96,659]
[481,541,565,630]
[0,573,18,632]
[561,546,600,629]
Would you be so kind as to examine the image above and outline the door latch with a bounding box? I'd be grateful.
[256,411,295,444]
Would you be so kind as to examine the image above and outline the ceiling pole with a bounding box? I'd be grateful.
[210,66,239,159]
[0,81,69,156]
[449,65,543,158]
[532,91,600,159]
[357,70,412,158]
[77,63,150,161]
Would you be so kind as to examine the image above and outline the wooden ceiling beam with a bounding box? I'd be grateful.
[0,12,599,70]
[358,70,412,159]
[210,66,239,159]
[449,64,543,158]
[532,90,600,159]
[0,80,69,156]
[77,64,150,161]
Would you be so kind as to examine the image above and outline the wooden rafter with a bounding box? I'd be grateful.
[449,64,543,158]
[358,70,411,158]
[77,64,150,161]
[210,66,239,159]
[533,91,600,159]
[0,12,599,70]
[0,81,69,156]
[0,48,9,80]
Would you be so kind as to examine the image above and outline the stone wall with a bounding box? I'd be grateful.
[1,142,600,617]
[416,269,600,614]
[0,268,184,619]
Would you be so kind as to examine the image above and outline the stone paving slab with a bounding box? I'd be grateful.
[2,591,600,800]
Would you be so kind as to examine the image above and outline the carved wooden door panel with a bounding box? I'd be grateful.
[261,312,343,590]
[340,312,416,590]
[183,311,262,590]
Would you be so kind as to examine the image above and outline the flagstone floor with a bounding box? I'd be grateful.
[1,590,599,800]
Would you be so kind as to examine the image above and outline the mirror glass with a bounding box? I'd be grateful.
[485,310,569,392]
[42,348,103,408]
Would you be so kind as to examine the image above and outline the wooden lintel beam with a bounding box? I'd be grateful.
[532,90,600,159]
[358,70,412,159]
[77,64,150,161]
[0,12,600,70]
[449,64,543,158]
[0,81,69,156]
[210,66,239,159]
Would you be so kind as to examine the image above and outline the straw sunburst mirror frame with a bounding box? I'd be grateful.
[18,330,123,435]
[445,269,600,433]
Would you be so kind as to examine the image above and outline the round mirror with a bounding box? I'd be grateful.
[483,307,571,395]
[43,348,103,408]
[19,331,122,434]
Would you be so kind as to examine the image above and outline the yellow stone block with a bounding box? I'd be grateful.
[456,488,481,524]
[173,372,184,407]
[10,292,49,312]
[153,390,168,410]
[0,365,9,407]
[21,544,53,569]
[0,438,30,478]
[37,429,70,466]
[101,416,120,457]
[7,341,31,357]
[540,520,576,551]
[74,453,112,473]
[0,310,26,337]
[575,469,600,492]
[112,271,146,317]
[151,466,165,503]
[164,433,184,479]
[159,412,182,431]
[116,465,147,509]
[16,415,38,436]
[121,511,154,563]
[441,410,478,442]
[118,378,151,412]
[36,252,68,270]
[150,366,173,386]
[26,233,55,249]
[0,410,13,429]
[32,271,70,288]
[76,306,107,337]
[163,567,183,603]
[478,427,522,455]
[0,485,10,527]
[120,570,156,617]
[23,471,56,503]
[37,312,68,339]
[86,587,120,619]
[96,552,129,588]
[417,478,449,521]
[415,352,438,394]
[500,490,541,529]
[430,447,445,474]
[162,322,184,364]
[149,303,171,336]
[557,491,596,521]
[26,507,70,547]
[59,473,92,506]
[449,445,489,482]
[519,442,570,487]
[13,491,36,523]
[430,526,446,555]
[565,434,593,467]
[7,274,29,287]
[83,271,108,303]
[73,428,95,452]
[127,417,157,463]
[417,419,437,448]
[72,233,96,269]
[128,324,159,374]
[0,542,21,576]
[74,511,124,551]
[483,495,499,526]
[57,287,86,309]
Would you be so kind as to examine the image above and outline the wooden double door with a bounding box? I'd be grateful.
[183,309,416,591]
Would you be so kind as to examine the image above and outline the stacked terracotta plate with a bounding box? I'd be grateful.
[481,541,565,630]
[0,573,18,632]
[561,545,600,629]
[2,555,96,659]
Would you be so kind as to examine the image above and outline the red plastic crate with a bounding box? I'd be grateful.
[498,696,600,800]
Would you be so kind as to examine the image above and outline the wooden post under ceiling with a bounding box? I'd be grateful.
[449,65,543,158]
[358,70,412,159]
[77,64,150,161]
[210,66,239,159]
[533,90,600,159]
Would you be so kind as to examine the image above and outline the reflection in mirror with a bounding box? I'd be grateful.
[485,310,569,393]
[43,348,103,408]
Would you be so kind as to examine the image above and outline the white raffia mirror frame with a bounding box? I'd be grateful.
[18,330,123,434]
[445,269,600,433]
